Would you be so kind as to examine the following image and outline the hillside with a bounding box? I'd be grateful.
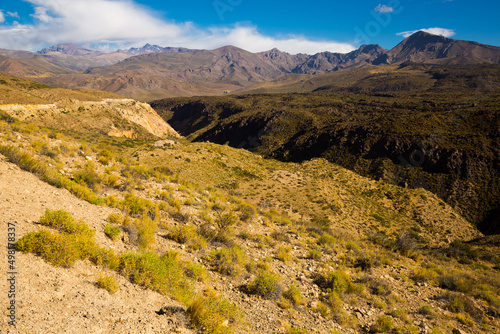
[150,63,500,235]
[0,73,178,139]
[0,100,499,334]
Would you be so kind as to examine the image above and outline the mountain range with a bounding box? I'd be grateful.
[0,31,499,100]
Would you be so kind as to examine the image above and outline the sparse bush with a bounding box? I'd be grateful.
[104,174,119,187]
[104,223,121,241]
[315,270,355,295]
[119,251,192,302]
[283,282,303,306]
[90,247,120,270]
[107,213,124,225]
[183,262,207,282]
[419,304,435,318]
[74,162,101,190]
[277,245,292,262]
[371,315,394,333]
[246,270,282,299]
[98,149,113,165]
[237,202,256,222]
[168,224,207,250]
[16,229,79,267]
[135,217,157,249]
[396,231,418,256]
[307,249,322,260]
[97,274,119,294]
[327,291,343,312]
[210,246,246,276]
[317,234,336,247]
[456,312,474,327]
[187,289,240,334]
[445,292,482,320]
[369,277,391,296]
[121,193,159,220]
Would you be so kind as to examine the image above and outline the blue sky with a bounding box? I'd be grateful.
[0,0,498,54]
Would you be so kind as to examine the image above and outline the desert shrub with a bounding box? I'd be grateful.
[307,249,322,260]
[0,145,105,205]
[353,254,374,271]
[369,277,391,296]
[317,234,336,247]
[135,217,157,249]
[313,301,331,318]
[411,265,441,284]
[90,247,120,270]
[283,282,303,306]
[444,240,478,264]
[419,304,435,318]
[168,224,207,250]
[107,213,124,225]
[74,162,101,190]
[327,291,343,312]
[210,246,246,276]
[237,202,256,222]
[445,292,482,320]
[98,149,113,165]
[187,289,240,334]
[346,241,360,251]
[38,209,95,237]
[119,251,192,302]
[104,174,119,187]
[310,216,332,232]
[214,211,238,231]
[456,313,474,327]
[246,270,282,299]
[104,223,121,241]
[183,262,207,282]
[438,271,472,293]
[97,274,119,294]
[277,245,292,262]
[121,193,159,220]
[395,231,418,256]
[16,230,79,267]
[39,209,75,230]
[371,315,394,332]
[19,210,97,266]
[315,270,356,295]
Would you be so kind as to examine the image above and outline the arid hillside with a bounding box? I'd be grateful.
[0,97,499,334]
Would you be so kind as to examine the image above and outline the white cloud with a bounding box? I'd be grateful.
[0,11,5,24]
[7,12,20,19]
[31,7,52,23]
[374,4,394,13]
[396,27,456,38]
[0,0,354,54]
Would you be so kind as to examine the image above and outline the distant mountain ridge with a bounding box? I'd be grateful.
[375,31,500,65]
[0,32,499,99]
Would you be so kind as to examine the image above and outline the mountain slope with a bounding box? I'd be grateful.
[0,54,75,78]
[0,73,178,138]
[293,44,387,74]
[0,33,499,99]
[376,31,500,65]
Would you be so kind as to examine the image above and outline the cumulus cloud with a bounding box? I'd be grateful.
[0,11,5,24]
[374,4,394,13]
[0,0,354,54]
[396,27,456,38]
